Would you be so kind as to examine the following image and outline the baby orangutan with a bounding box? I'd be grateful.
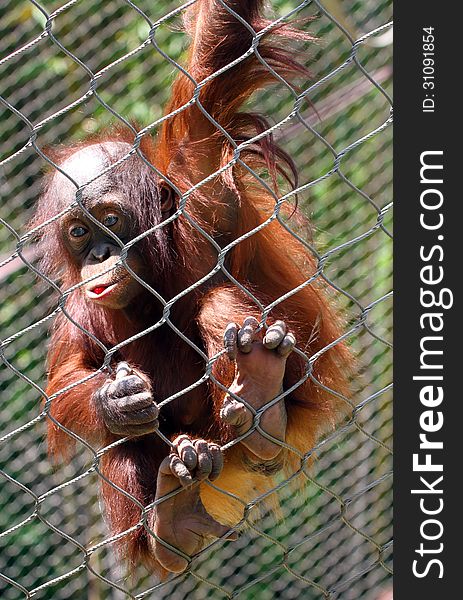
[33,0,350,577]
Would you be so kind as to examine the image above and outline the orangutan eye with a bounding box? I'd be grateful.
[103,214,118,227]
[69,225,88,238]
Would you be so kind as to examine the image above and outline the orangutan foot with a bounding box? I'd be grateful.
[151,435,236,573]
[221,318,295,460]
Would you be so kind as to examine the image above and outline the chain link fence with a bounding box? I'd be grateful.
[0,1,392,598]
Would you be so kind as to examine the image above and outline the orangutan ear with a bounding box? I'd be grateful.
[160,182,176,216]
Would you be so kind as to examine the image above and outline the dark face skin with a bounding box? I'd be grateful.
[61,199,146,309]
[54,142,147,310]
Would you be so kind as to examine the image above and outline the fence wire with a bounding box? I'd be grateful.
[0,1,392,598]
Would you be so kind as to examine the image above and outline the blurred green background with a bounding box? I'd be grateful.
[0,1,392,598]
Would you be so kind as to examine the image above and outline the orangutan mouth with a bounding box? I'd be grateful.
[87,282,118,299]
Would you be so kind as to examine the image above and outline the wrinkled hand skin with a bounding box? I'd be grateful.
[93,362,159,436]
[221,318,296,461]
[150,435,236,573]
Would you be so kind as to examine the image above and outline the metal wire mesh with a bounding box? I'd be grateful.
[0,1,392,598]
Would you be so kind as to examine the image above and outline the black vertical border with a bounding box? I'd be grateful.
[395,3,460,597]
